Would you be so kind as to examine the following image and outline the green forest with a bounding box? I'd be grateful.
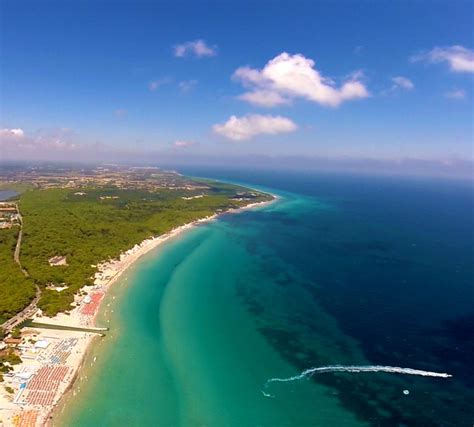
[0,227,36,323]
[0,180,271,319]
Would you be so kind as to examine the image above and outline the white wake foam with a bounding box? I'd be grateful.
[263,365,452,398]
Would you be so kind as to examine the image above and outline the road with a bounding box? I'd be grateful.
[1,290,40,332]
[13,205,24,270]
[1,204,41,333]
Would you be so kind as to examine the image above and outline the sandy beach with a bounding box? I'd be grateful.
[0,197,275,427]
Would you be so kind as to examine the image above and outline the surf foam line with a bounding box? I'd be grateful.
[262,365,452,398]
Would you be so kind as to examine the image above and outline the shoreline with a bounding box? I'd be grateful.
[0,196,277,427]
[43,331,103,427]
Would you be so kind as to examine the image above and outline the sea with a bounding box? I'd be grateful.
[56,169,473,427]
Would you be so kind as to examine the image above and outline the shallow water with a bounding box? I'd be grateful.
[58,170,474,426]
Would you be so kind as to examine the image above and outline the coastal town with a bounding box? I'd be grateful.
[0,164,211,193]
[0,165,273,427]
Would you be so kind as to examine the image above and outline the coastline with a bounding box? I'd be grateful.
[0,196,276,427]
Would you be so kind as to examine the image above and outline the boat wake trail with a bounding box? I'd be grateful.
[262,365,452,398]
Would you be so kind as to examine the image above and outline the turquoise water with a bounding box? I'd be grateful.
[58,171,473,426]
[58,206,364,426]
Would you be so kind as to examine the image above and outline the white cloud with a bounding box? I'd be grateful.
[173,40,217,58]
[0,128,25,138]
[411,45,474,73]
[173,140,197,148]
[213,114,297,141]
[233,52,370,108]
[391,76,414,90]
[0,128,76,153]
[238,90,291,107]
[178,80,197,92]
[444,89,466,99]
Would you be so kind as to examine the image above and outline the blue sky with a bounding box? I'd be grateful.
[1,0,473,175]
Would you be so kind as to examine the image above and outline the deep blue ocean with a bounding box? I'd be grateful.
[62,169,473,427]
[184,168,474,426]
